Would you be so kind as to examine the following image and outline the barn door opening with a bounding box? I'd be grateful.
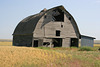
[34,40,38,47]
[71,38,78,47]
[53,38,62,47]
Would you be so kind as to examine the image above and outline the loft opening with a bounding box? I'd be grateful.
[52,8,64,22]
[56,30,60,36]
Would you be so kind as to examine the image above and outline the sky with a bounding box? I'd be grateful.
[0,0,100,40]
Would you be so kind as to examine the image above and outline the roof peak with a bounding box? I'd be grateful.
[40,8,47,12]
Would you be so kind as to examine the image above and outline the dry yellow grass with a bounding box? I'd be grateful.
[94,44,100,47]
[0,46,71,67]
[0,42,100,67]
[0,42,12,46]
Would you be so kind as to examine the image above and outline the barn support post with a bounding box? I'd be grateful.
[32,34,34,47]
[32,38,34,47]
[50,41,52,48]
[50,39,54,48]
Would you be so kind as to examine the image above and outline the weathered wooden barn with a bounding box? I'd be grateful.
[13,5,95,47]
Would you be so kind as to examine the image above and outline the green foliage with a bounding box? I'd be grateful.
[78,47,94,51]
[36,47,51,50]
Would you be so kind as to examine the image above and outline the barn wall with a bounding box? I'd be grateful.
[64,12,80,38]
[81,37,94,47]
[43,38,52,42]
[43,38,53,47]
[33,9,78,47]
[13,35,33,47]
[33,16,45,37]
[38,39,43,47]
[62,38,70,47]
[33,37,43,47]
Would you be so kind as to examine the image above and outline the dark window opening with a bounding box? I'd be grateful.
[52,9,64,22]
[34,40,38,47]
[61,25,63,28]
[69,17,71,20]
[56,30,60,36]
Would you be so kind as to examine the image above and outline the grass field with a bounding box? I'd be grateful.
[0,42,100,67]
[0,42,12,46]
[94,44,100,47]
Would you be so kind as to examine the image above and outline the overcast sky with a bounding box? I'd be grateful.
[0,0,100,40]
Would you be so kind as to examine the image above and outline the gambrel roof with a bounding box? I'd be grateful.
[13,5,81,38]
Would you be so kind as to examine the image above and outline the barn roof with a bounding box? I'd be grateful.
[81,35,96,39]
[13,5,81,38]
[13,13,43,35]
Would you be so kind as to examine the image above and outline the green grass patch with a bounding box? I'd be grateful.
[78,47,94,51]
[36,47,51,50]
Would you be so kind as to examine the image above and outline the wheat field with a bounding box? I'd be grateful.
[94,44,100,47]
[0,42,100,67]
[0,42,12,46]
[0,46,72,67]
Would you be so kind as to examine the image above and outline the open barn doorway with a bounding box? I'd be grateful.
[53,38,62,47]
[34,40,38,47]
[71,38,79,47]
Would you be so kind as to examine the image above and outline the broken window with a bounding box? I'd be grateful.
[52,9,64,22]
[56,30,60,36]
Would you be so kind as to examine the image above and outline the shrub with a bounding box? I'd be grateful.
[79,47,93,51]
